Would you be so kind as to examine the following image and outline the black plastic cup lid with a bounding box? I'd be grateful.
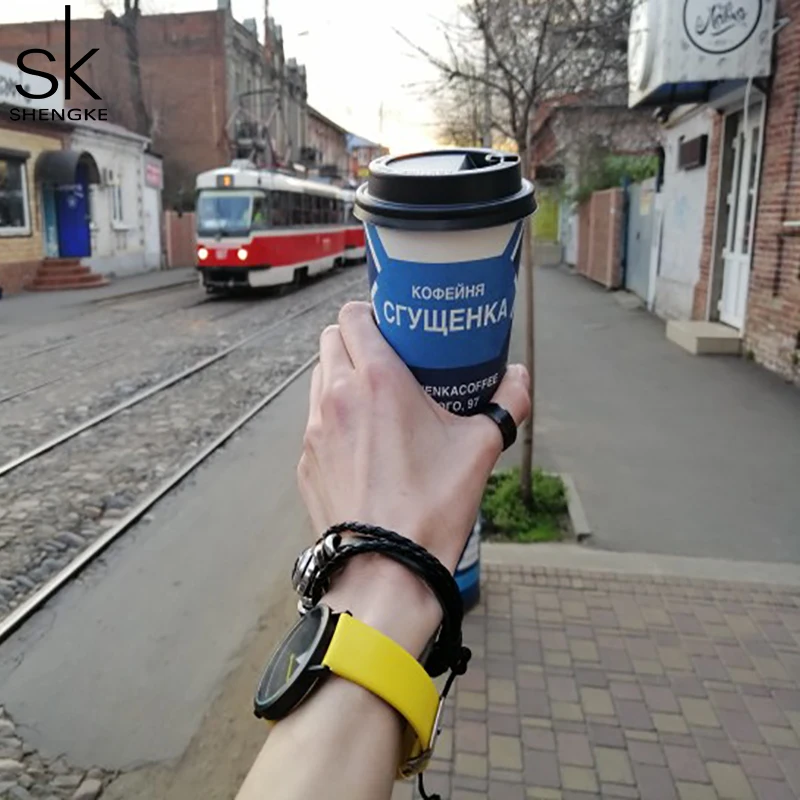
[354,148,536,231]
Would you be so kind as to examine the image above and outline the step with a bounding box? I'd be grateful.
[666,320,742,355]
[37,265,92,277]
[31,273,106,286]
[41,258,82,268]
[28,279,109,291]
[28,274,109,290]
[33,270,100,283]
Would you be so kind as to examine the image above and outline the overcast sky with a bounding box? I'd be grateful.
[1,0,461,152]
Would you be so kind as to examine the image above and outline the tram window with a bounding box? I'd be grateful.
[302,194,313,225]
[314,195,323,224]
[291,193,303,226]
[252,195,268,230]
[270,191,286,227]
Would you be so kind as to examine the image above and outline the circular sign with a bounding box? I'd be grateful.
[683,0,762,54]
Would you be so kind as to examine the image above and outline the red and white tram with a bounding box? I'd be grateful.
[341,189,367,264]
[195,164,359,291]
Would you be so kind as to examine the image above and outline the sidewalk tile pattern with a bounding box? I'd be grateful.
[392,564,800,800]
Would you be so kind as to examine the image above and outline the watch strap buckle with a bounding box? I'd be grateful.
[398,695,445,778]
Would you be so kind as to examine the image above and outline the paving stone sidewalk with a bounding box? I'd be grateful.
[393,564,800,800]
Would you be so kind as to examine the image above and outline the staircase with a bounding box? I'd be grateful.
[28,258,109,291]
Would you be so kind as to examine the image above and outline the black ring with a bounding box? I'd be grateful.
[481,402,517,450]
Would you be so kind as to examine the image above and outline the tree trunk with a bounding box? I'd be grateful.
[519,145,535,508]
[122,2,150,136]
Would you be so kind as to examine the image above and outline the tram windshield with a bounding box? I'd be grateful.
[196,190,267,236]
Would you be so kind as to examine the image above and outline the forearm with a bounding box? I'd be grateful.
[237,558,442,800]
[238,676,402,800]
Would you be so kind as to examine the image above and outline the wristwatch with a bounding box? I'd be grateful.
[292,525,467,677]
[254,603,443,777]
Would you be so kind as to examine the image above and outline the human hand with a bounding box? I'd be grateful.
[297,301,530,652]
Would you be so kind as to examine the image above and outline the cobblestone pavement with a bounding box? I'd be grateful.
[394,564,800,800]
[0,271,366,618]
[0,272,360,459]
[0,284,200,361]
[0,706,109,800]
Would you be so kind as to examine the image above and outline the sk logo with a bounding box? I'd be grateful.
[16,4,101,101]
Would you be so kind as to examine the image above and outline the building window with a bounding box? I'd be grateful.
[0,157,31,236]
[112,183,124,224]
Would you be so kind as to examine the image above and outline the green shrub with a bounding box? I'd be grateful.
[569,152,659,204]
[481,468,567,543]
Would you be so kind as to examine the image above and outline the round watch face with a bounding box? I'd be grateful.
[254,604,335,720]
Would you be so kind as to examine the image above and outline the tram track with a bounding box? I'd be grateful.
[0,275,360,479]
[0,285,206,365]
[0,294,276,408]
[0,354,317,644]
[0,352,123,406]
[0,273,364,639]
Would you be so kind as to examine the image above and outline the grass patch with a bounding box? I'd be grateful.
[481,468,568,543]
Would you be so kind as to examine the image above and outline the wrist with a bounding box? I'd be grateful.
[323,554,443,659]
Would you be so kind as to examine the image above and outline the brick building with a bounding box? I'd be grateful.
[529,90,659,272]
[346,134,389,186]
[530,90,660,187]
[303,106,349,184]
[0,115,66,294]
[631,0,799,382]
[0,1,310,209]
[0,60,162,295]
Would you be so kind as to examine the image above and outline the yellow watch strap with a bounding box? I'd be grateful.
[321,613,439,751]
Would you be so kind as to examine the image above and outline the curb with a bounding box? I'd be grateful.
[481,472,800,587]
[480,542,800,588]
[560,472,592,543]
[88,275,197,305]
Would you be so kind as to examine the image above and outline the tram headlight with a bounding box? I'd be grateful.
[237,247,249,261]
[197,247,209,261]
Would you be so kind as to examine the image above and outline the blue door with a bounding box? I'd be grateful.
[55,165,91,258]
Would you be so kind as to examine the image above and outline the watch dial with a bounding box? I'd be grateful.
[256,605,329,711]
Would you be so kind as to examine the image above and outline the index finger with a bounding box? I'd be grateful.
[337,301,399,368]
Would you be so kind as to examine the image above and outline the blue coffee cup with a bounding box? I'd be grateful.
[354,149,536,415]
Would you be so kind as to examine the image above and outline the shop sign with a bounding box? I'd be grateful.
[145,158,163,190]
[683,0,762,55]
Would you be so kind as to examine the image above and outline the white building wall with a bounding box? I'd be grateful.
[562,203,578,266]
[71,127,151,277]
[653,108,713,320]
